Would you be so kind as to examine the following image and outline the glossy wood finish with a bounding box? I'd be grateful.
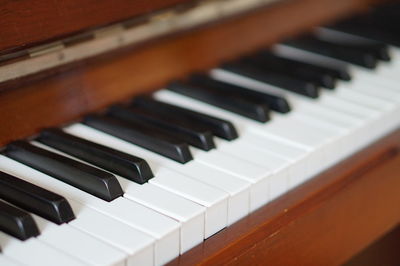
[345,225,400,266]
[168,128,400,265]
[0,0,376,146]
[0,0,189,54]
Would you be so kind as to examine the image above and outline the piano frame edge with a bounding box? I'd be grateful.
[0,0,379,146]
[169,127,400,266]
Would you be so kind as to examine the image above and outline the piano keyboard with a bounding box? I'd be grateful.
[1,7,400,266]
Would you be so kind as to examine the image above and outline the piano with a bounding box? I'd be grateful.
[0,0,399,265]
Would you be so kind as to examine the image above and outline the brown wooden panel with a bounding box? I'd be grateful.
[168,128,400,265]
[0,0,189,54]
[0,0,375,146]
[344,226,400,266]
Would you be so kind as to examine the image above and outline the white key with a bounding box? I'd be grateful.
[31,214,126,266]
[159,88,333,151]
[0,255,24,266]
[210,66,394,157]
[194,150,271,211]
[215,138,291,200]
[52,128,229,241]
[344,79,400,103]
[148,168,229,238]
[30,141,206,254]
[154,90,326,185]
[67,200,155,266]
[332,86,396,112]
[0,156,180,266]
[66,124,251,225]
[122,182,205,253]
[0,231,87,266]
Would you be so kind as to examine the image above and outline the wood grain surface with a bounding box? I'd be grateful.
[344,225,400,266]
[0,0,189,54]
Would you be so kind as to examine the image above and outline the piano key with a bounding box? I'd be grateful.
[272,47,352,81]
[220,58,400,156]
[283,36,379,68]
[0,256,24,266]
[191,148,272,211]
[220,61,320,98]
[167,80,271,122]
[159,72,390,183]
[238,133,309,188]
[146,168,229,236]
[1,161,155,266]
[37,128,154,185]
[275,42,396,87]
[0,155,180,265]
[188,74,291,113]
[132,96,239,141]
[35,139,208,253]
[108,105,216,151]
[31,214,126,266]
[210,67,385,159]
[316,27,391,61]
[244,52,337,89]
[156,89,335,150]
[213,56,383,121]
[343,79,400,103]
[43,133,227,241]
[4,141,123,202]
[153,90,318,185]
[84,114,193,164]
[350,63,400,92]
[0,231,88,266]
[92,106,272,211]
[67,199,155,266]
[46,133,230,252]
[0,200,39,240]
[0,171,75,225]
[331,86,396,112]
[214,138,291,200]
[326,14,400,48]
[65,124,251,225]
[318,95,380,119]
[121,183,206,252]
[272,43,400,132]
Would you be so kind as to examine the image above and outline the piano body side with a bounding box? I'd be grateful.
[0,0,399,265]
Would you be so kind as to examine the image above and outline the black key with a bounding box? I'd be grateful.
[328,11,400,47]
[317,29,391,62]
[37,129,153,185]
[108,105,215,151]
[359,42,391,61]
[221,61,320,98]
[84,115,193,164]
[245,51,337,89]
[132,96,239,140]
[4,141,123,202]
[0,171,75,224]
[283,36,378,68]
[189,74,291,113]
[0,200,39,240]
[167,81,271,122]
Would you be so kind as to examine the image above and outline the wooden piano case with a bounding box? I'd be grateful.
[0,0,399,265]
